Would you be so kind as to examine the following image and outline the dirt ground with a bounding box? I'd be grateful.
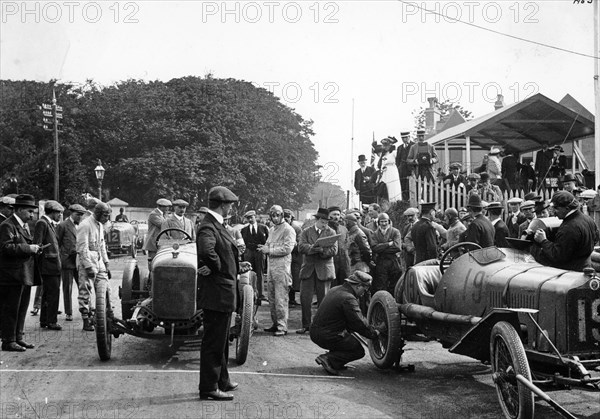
[1,256,599,419]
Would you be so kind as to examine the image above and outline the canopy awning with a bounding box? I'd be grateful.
[107,197,129,207]
[426,93,594,153]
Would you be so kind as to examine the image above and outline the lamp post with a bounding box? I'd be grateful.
[94,159,105,201]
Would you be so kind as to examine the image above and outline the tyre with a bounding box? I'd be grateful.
[95,279,113,361]
[490,321,534,419]
[367,291,402,369]
[120,260,137,320]
[235,284,254,365]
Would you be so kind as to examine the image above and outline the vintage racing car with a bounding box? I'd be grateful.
[106,221,137,258]
[367,240,600,419]
[130,220,148,255]
[94,228,254,365]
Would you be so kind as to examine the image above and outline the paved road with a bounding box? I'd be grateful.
[1,256,598,419]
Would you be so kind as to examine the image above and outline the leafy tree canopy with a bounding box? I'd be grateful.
[0,77,320,210]
[412,99,473,131]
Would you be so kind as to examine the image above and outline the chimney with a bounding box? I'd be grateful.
[494,94,505,110]
[424,97,441,134]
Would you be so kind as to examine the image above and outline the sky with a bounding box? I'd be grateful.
[0,1,596,201]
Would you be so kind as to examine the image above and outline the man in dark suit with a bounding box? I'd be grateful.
[506,197,527,238]
[0,194,41,351]
[354,155,376,205]
[395,132,413,201]
[296,208,338,334]
[443,163,466,189]
[197,186,252,401]
[463,195,495,248]
[143,198,171,264]
[56,204,86,322]
[240,210,268,300]
[327,206,350,288]
[411,202,439,263]
[487,202,509,248]
[34,200,64,330]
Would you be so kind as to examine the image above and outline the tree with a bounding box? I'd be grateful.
[411,99,473,131]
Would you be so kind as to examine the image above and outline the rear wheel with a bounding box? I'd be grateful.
[367,291,402,369]
[235,284,254,365]
[95,279,113,361]
[490,321,534,419]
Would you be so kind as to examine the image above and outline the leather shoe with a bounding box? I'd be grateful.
[315,355,339,376]
[263,326,277,333]
[65,315,73,321]
[16,340,35,349]
[274,330,287,336]
[40,323,48,328]
[30,308,39,316]
[2,342,25,352]
[199,389,234,401]
[46,323,62,330]
[220,382,239,392]
[295,327,310,334]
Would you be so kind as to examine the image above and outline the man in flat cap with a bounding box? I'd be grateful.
[160,199,195,241]
[34,200,65,330]
[296,208,338,334]
[441,208,466,252]
[443,163,466,189]
[462,195,495,248]
[344,214,372,274]
[143,198,171,265]
[407,130,438,183]
[76,202,111,331]
[395,132,414,201]
[411,202,439,263]
[327,206,351,288]
[487,202,509,248]
[354,155,376,205]
[0,194,41,351]
[518,201,536,239]
[531,191,599,271]
[196,186,251,400]
[0,196,15,224]
[56,204,86,322]
[259,205,296,336]
[370,213,402,294]
[240,210,269,301]
[506,197,526,238]
[310,271,380,375]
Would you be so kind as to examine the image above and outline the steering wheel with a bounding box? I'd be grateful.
[439,242,482,274]
[155,228,193,248]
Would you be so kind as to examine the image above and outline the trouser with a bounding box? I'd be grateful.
[299,273,331,328]
[244,249,265,298]
[373,256,402,295]
[33,285,42,310]
[199,309,231,393]
[332,258,350,288]
[61,268,77,316]
[310,328,365,369]
[40,275,60,325]
[77,269,108,316]
[0,284,31,343]
[291,255,301,292]
[417,167,435,183]
[267,276,289,332]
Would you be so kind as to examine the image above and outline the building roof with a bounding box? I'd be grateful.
[107,197,129,207]
[426,93,594,153]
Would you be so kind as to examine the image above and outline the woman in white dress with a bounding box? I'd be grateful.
[379,137,403,203]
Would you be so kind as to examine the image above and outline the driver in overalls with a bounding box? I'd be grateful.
[76,202,112,332]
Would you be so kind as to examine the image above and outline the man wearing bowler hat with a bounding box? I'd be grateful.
[463,195,495,248]
[487,202,509,248]
[296,208,338,334]
[143,198,172,264]
[310,271,380,375]
[240,210,269,301]
[411,202,439,263]
[56,203,86,322]
[34,200,65,330]
[531,191,598,271]
[196,186,252,400]
[354,154,376,205]
[0,194,41,351]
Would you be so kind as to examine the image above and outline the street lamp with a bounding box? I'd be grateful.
[94,159,105,201]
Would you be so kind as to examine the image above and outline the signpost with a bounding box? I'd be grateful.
[40,89,63,200]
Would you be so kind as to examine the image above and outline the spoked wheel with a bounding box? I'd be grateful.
[367,291,402,369]
[490,321,534,419]
[95,279,113,361]
[235,284,254,365]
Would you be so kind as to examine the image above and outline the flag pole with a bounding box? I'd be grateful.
[594,0,600,188]
[349,98,355,209]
